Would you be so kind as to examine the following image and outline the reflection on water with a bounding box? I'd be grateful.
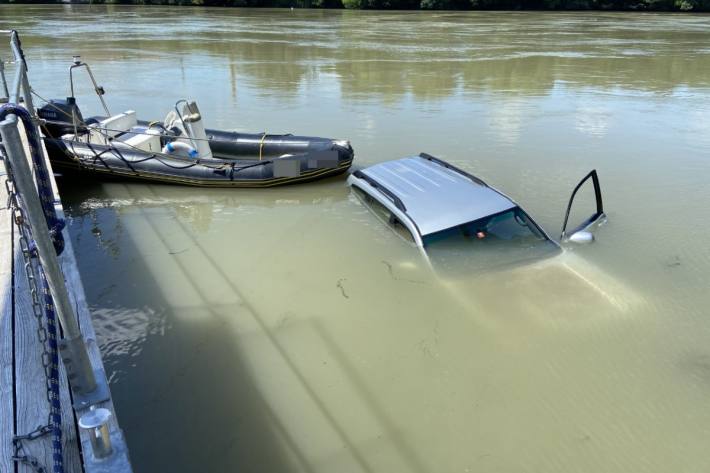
[4,5,710,473]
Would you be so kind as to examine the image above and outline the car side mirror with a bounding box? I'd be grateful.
[568,231,594,244]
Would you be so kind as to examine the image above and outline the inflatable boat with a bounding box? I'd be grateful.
[39,98,353,188]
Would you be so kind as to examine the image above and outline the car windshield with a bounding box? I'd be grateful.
[423,207,560,276]
[423,207,547,246]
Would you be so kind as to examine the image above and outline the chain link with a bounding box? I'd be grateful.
[2,153,61,473]
[12,425,52,473]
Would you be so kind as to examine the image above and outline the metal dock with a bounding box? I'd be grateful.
[1,30,132,473]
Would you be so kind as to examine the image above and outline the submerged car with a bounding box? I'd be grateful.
[347,153,648,330]
[347,153,605,269]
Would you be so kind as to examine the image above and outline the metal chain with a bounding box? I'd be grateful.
[12,424,52,473]
[3,154,63,473]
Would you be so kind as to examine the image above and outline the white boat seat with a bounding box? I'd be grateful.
[113,126,161,154]
[73,110,138,146]
[98,111,137,137]
[62,110,138,145]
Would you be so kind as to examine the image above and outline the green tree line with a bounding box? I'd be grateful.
[4,0,709,11]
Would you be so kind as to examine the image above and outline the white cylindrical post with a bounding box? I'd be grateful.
[79,408,113,459]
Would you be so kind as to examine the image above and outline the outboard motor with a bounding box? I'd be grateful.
[37,97,85,138]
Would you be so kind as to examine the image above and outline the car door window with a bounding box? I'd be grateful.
[353,186,415,244]
[561,170,605,239]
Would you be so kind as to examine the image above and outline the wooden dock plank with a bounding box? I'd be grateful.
[2,126,83,473]
[13,228,54,473]
[12,228,83,473]
[0,161,16,473]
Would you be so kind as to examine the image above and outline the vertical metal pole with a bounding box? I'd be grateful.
[0,59,9,99]
[0,114,99,397]
[16,68,35,115]
[11,65,21,105]
[9,30,34,113]
[19,65,35,113]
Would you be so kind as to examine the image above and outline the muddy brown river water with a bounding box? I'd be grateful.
[2,6,710,472]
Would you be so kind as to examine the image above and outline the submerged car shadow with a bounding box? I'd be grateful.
[428,248,646,336]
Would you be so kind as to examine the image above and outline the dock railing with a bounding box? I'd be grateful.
[1,30,132,472]
[0,28,110,411]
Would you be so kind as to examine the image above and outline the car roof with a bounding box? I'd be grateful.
[357,155,516,236]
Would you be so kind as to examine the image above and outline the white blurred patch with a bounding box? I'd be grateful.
[574,102,611,138]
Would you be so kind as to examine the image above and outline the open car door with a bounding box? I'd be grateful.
[561,170,606,243]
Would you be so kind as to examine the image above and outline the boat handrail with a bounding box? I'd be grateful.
[69,56,111,117]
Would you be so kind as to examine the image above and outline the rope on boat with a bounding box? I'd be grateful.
[259,132,267,161]
[63,132,274,175]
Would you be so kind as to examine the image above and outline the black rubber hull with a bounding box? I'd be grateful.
[43,125,354,188]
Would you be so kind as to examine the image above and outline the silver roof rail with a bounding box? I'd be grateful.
[418,152,489,187]
[352,169,407,212]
